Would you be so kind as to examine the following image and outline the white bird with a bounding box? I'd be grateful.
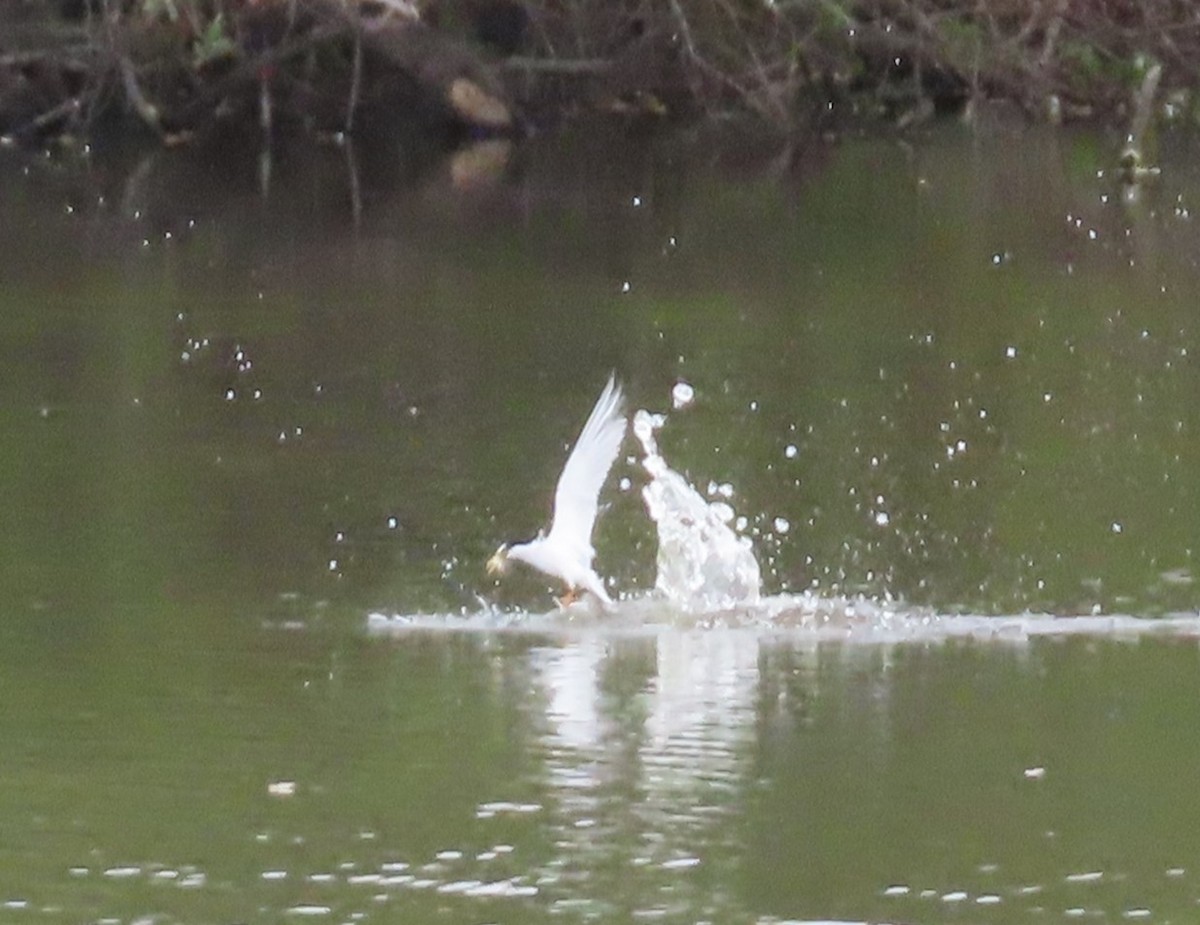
[487,375,626,607]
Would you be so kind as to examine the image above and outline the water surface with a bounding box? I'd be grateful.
[3,120,1200,923]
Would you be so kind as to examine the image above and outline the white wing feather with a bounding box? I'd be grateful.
[546,374,625,560]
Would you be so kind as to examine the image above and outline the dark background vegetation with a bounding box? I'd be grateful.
[1,0,1196,146]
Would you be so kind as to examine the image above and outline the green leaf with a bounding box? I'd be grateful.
[194,12,237,67]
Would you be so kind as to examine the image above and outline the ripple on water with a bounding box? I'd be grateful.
[285,904,332,916]
[753,919,873,925]
[652,856,698,873]
[879,859,1200,925]
[367,596,1200,644]
[435,879,483,894]
[475,800,542,818]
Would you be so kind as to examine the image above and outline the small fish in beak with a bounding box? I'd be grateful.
[486,544,509,576]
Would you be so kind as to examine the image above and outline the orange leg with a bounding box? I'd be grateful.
[554,587,580,609]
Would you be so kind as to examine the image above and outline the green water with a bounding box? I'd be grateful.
[2,121,1200,923]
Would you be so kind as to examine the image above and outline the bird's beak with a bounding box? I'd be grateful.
[486,545,507,577]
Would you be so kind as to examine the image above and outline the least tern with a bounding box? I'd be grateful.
[487,375,626,607]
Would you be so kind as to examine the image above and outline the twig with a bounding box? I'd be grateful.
[259,68,273,134]
[1038,0,1069,68]
[99,0,162,135]
[30,96,82,131]
[0,48,93,68]
[118,53,163,134]
[345,16,363,133]
[501,56,611,75]
[667,0,700,63]
[1127,62,1162,149]
[344,136,362,228]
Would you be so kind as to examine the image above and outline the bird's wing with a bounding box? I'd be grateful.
[546,374,626,559]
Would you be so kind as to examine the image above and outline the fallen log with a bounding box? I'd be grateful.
[0,0,519,145]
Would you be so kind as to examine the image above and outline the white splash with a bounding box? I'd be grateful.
[633,409,761,612]
[671,380,695,409]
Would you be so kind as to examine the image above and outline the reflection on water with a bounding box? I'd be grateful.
[530,631,757,919]
[8,623,1200,924]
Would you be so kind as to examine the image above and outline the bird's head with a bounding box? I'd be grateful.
[486,543,510,577]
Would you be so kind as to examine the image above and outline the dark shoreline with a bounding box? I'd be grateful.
[1,0,1191,163]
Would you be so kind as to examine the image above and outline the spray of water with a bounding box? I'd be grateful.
[633,409,762,612]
